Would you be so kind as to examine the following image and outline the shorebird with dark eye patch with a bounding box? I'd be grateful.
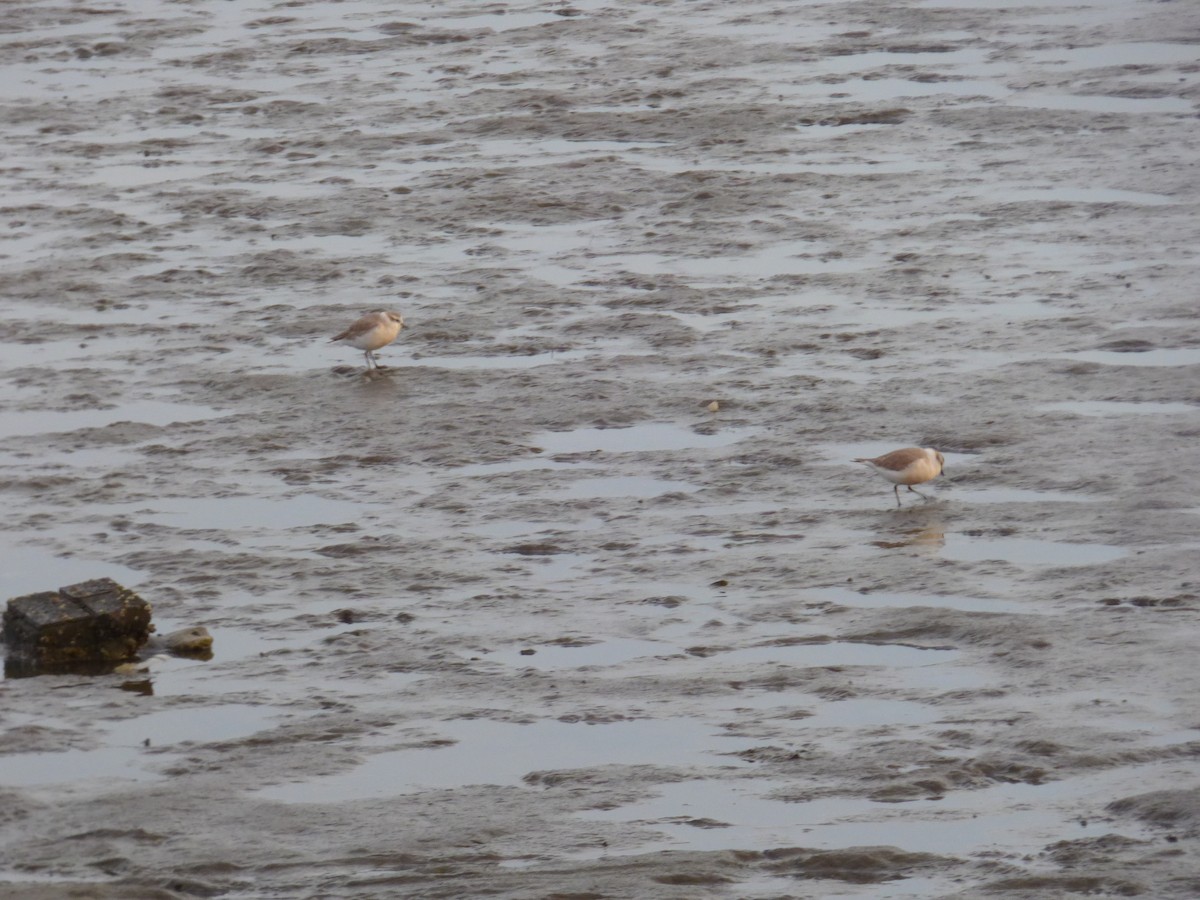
[854,447,945,506]
[330,310,404,370]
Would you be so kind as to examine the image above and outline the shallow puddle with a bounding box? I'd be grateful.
[1040,400,1197,416]
[395,350,590,370]
[776,77,1008,105]
[577,760,1166,857]
[1027,40,1200,70]
[0,444,136,469]
[951,487,1097,504]
[986,186,1179,207]
[920,0,1132,10]
[633,154,938,177]
[0,704,289,788]
[108,494,369,530]
[810,295,1060,329]
[0,400,226,437]
[716,642,958,669]
[91,162,220,188]
[417,10,564,31]
[1007,93,1194,115]
[727,695,942,728]
[467,517,605,539]
[534,423,757,454]
[613,244,887,280]
[1061,348,1200,367]
[803,697,943,727]
[803,585,1030,615]
[815,46,997,77]
[255,717,752,803]
[0,746,163,788]
[0,544,143,604]
[143,626,421,700]
[453,458,592,477]
[486,638,680,670]
[549,475,698,499]
[263,340,576,374]
[940,535,1126,566]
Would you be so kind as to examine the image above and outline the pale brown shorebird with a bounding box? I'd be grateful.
[330,310,404,370]
[854,447,945,506]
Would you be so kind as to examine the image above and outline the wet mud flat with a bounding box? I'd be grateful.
[1,0,1199,897]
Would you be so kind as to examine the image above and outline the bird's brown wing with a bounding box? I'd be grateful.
[865,447,925,471]
[331,314,375,343]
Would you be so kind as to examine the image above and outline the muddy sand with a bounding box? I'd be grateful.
[2,0,1199,897]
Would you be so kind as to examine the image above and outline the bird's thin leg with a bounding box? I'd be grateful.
[907,485,930,500]
[893,484,902,507]
[364,350,376,370]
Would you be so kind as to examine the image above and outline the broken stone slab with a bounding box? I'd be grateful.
[2,578,152,667]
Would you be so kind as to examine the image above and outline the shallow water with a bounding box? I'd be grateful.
[255,717,752,803]
[0,544,144,600]
[0,400,225,436]
[533,423,758,454]
[1,0,1197,896]
[939,535,1126,567]
[579,762,1169,857]
[0,704,290,788]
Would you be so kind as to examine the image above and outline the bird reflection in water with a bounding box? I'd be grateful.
[871,507,945,552]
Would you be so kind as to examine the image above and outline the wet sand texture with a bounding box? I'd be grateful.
[2,0,1200,897]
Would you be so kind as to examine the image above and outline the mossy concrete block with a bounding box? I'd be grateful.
[3,578,152,665]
